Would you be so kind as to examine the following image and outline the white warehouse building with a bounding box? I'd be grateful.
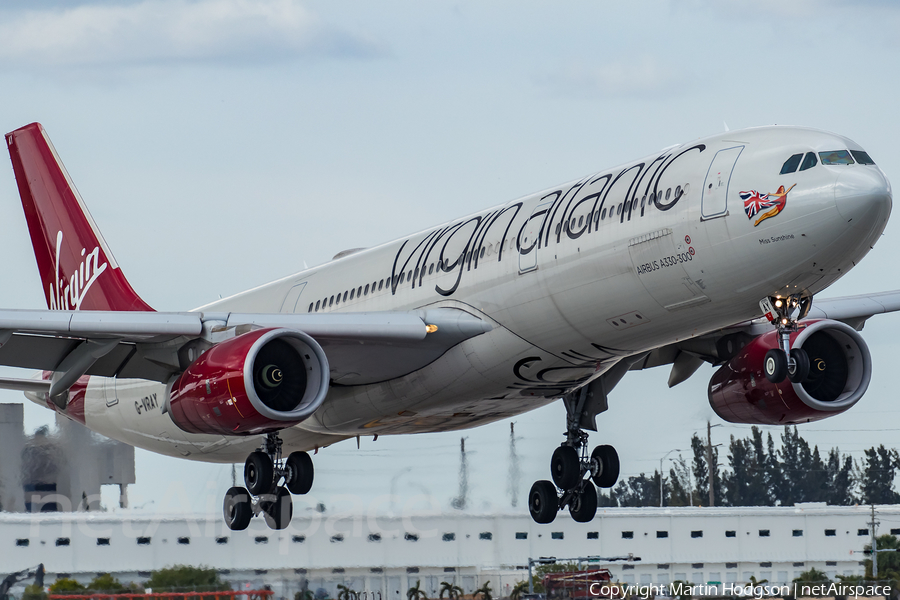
[1,504,892,599]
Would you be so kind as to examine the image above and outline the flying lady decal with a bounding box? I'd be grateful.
[741,184,796,226]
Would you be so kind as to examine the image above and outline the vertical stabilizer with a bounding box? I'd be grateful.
[6,123,153,311]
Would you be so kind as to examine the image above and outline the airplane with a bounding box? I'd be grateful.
[1,122,896,530]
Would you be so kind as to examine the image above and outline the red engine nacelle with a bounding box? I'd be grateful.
[167,328,330,435]
[708,319,871,425]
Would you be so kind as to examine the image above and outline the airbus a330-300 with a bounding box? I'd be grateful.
[2,122,896,529]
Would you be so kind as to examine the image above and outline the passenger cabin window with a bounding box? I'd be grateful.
[781,154,803,174]
[819,150,854,165]
[851,150,876,165]
[799,152,818,171]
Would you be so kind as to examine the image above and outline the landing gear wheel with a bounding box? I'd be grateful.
[788,348,810,383]
[569,483,598,523]
[223,487,252,531]
[764,349,788,383]
[261,487,293,530]
[285,451,314,495]
[244,451,275,496]
[590,445,620,488]
[551,445,581,490]
[529,480,558,525]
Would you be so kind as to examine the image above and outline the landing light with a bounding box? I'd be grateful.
[426,324,439,334]
[775,300,783,308]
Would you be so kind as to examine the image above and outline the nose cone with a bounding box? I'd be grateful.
[834,167,893,227]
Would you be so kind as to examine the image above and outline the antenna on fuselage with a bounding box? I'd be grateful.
[723,121,730,132]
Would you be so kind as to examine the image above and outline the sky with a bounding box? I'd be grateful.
[3,0,900,516]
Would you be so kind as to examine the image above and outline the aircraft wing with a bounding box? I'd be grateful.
[0,307,492,389]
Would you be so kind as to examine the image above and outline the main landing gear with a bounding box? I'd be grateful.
[760,294,812,385]
[223,433,314,531]
[528,390,619,525]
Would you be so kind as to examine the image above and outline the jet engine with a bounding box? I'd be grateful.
[168,328,330,435]
[708,319,871,425]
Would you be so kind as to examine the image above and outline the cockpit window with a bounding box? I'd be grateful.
[819,150,854,165]
[799,152,818,172]
[850,150,875,165]
[780,154,802,174]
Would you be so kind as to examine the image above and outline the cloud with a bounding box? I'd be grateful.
[0,0,383,68]
[535,56,685,100]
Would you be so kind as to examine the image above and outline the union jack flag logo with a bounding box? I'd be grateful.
[740,184,796,226]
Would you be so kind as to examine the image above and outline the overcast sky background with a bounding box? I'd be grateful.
[2,0,900,516]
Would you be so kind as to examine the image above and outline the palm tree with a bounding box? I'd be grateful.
[338,585,358,600]
[439,582,462,600]
[407,581,427,600]
[510,581,528,600]
[474,582,492,600]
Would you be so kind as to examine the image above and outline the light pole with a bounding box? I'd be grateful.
[659,449,683,507]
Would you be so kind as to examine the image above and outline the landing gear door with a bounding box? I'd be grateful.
[518,200,553,273]
[701,146,743,220]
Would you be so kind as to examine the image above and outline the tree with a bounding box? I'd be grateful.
[145,566,230,593]
[723,435,753,506]
[339,585,359,600]
[49,579,85,594]
[22,584,48,600]
[407,581,426,600]
[793,568,830,583]
[510,581,528,600]
[765,433,783,504]
[474,582,492,600]
[691,433,721,505]
[825,448,856,505]
[88,574,125,593]
[667,456,694,507]
[863,534,900,579]
[860,446,900,504]
[612,473,661,507]
[439,582,462,600]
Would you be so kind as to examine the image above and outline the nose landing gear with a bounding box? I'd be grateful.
[529,389,619,525]
[223,432,314,531]
[760,294,812,384]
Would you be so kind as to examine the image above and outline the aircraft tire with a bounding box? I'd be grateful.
[788,348,810,383]
[569,483,598,523]
[262,487,293,530]
[244,451,275,496]
[285,451,314,495]
[223,486,252,531]
[550,445,581,490]
[529,480,558,524]
[764,349,788,383]
[590,444,620,488]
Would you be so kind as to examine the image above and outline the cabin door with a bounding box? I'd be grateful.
[701,146,743,220]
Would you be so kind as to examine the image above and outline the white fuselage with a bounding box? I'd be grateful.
[36,126,892,462]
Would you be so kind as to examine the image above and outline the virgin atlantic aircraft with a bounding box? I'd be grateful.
[2,122,896,529]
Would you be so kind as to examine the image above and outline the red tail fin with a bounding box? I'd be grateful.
[6,123,153,312]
